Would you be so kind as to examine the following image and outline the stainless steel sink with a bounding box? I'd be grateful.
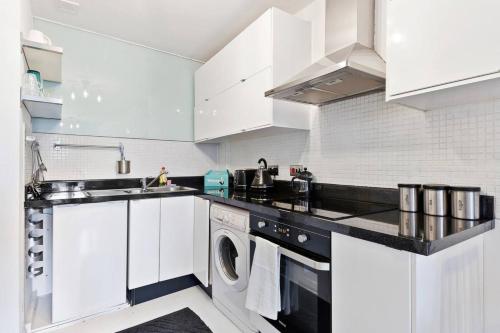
[86,189,134,197]
[43,186,196,200]
[43,191,90,200]
[146,186,196,193]
[121,188,147,194]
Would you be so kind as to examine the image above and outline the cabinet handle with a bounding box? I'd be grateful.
[204,98,209,102]
[240,78,246,83]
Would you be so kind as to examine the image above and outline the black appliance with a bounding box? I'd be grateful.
[233,168,257,191]
[249,213,331,333]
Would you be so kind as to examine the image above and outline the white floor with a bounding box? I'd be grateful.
[49,286,242,333]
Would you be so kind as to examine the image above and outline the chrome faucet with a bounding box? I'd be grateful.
[141,170,167,192]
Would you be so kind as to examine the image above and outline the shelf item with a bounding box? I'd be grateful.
[22,95,63,120]
[22,39,63,83]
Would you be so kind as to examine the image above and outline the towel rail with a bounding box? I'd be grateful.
[53,143,126,160]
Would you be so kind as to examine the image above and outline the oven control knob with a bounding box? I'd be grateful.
[297,234,309,243]
[257,221,267,229]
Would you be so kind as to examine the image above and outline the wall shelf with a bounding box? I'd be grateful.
[22,39,63,83]
[22,95,63,120]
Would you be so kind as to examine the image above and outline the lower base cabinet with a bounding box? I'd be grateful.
[193,197,210,287]
[331,233,412,333]
[331,233,484,333]
[160,196,195,281]
[128,196,211,290]
[52,201,128,323]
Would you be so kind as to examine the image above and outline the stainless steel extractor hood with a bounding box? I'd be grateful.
[265,0,385,106]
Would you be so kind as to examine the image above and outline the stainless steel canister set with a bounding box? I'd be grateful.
[398,184,481,240]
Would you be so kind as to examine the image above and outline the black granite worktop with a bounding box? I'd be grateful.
[198,183,496,256]
[25,177,204,209]
[25,178,495,255]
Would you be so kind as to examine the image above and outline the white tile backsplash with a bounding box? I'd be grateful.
[219,92,500,213]
[27,133,218,181]
[27,92,499,214]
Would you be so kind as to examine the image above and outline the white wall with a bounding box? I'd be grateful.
[219,92,500,213]
[27,133,218,181]
[0,0,31,331]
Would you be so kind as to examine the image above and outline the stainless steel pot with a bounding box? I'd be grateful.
[423,184,450,216]
[117,159,131,174]
[251,158,274,189]
[450,186,480,220]
[398,184,421,212]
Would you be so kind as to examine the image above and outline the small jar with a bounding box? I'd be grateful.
[398,184,421,212]
[450,186,481,220]
[423,184,450,216]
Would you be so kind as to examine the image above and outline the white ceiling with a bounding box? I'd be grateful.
[32,0,313,62]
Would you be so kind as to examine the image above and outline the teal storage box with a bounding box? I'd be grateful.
[204,170,231,188]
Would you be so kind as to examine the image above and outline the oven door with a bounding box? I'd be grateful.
[249,235,331,333]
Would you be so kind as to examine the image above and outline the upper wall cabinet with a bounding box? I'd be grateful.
[386,0,500,110]
[194,8,312,142]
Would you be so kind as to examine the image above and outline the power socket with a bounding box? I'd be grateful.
[289,165,303,176]
[268,165,279,176]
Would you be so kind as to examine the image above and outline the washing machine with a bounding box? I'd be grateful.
[211,203,257,333]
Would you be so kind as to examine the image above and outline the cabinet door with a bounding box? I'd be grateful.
[52,201,127,323]
[195,9,272,102]
[214,67,273,138]
[193,197,210,287]
[387,0,500,96]
[331,233,412,333]
[128,199,161,289]
[159,196,195,281]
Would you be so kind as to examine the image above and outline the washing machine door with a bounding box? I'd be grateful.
[213,228,247,292]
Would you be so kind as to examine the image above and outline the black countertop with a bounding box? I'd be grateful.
[25,178,495,255]
[198,187,495,256]
[25,177,204,209]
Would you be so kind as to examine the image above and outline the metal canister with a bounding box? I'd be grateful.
[450,186,480,220]
[398,184,421,212]
[423,184,450,216]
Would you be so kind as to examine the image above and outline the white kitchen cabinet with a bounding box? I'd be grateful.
[128,198,161,289]
[386,0,500,110]
[159,196,195,281]
[484,226,500,333]
[193,197,210,287]
[413,235,484,333]
[52,201,127,323]
[331,233,412,333]
[195,11,272,106]
[332,232,485,333]
[194,8,312,142]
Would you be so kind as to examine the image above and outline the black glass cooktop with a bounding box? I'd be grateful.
[204,187,396,221]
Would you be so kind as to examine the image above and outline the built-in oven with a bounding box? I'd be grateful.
[249,213,331,333]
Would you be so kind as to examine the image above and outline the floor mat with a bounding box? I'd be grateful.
[116,307,213,333]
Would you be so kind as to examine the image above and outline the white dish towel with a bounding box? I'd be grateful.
[245,236,281,320]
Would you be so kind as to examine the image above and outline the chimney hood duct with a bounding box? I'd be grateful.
[265,0,385,106]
